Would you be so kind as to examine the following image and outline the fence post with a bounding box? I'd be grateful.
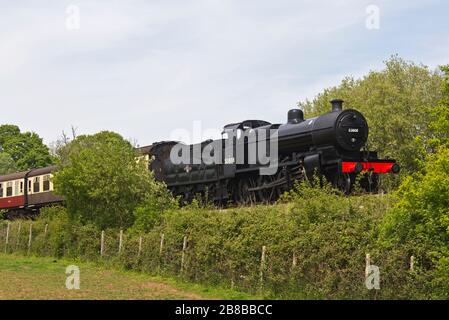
[260,245,267,291]
[4,223,10,253]
[27,223,33,255]
[100,230,105,256]
[159,233,165,255]
[40,224,49,255]
[16,222,21,250]
[410,255,415,272]
[138,236,143,257]
[118,229,123,254]
[365,253,371,277]
[180,236,187,273]
[292,252,297,268]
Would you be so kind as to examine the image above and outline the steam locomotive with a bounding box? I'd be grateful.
[141,99,399,204]
[0,99,399,216]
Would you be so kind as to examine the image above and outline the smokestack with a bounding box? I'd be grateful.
[330,99,344,112]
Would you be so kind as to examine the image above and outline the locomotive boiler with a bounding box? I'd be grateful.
[140,99,400,204]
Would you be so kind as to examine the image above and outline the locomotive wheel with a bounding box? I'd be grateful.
[257,175,276,203]
[237,177,257,205]
[274,168,289,198]
[336,173,352,195]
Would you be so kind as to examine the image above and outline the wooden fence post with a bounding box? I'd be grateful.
[40,223,49,255]
[365,253,371,277]
[138,236,143,257]
[159,233,165,255]
[410,255,415,272]
[27,223,33,255]
[260,245,267,291]
[100,230,105,256]
[180,236,187,273]
[4,223,10,253]
[16,222,21,250]
[118,229,123,254]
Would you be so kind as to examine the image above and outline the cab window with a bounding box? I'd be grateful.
[33,177,40,193]
[43,175,50,191]
[6,182,13,197]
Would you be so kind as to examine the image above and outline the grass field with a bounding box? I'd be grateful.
[0,254,252,300]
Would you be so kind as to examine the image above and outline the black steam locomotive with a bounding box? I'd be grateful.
[140,99,399,204]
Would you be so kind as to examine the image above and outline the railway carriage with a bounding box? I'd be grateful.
[0,166,63,218]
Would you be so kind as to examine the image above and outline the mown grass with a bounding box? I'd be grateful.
[0,253,255,300]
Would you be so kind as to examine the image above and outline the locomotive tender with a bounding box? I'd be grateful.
[0,99,399,215]
[144,99,399,204]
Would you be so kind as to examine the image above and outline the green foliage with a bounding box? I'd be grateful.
[299,56,443,174]
[0,152,17,175]
[429,65,449,149]
[53,131,168,229]
[380,147,449,298]
[2,180,448,299]
[0,124,54,171]
[0,190,412,298]
[132,181,178,233]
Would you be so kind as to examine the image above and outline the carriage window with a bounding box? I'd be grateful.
[33,177,40,193]
[0,183,3,198]
[14,181,20,195]
[6,182,13,197]
[43,175,50,191]
[28,180,32,193]
[20,181,24,194]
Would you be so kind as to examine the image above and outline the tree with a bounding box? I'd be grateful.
[0,152,17,175]
[379,64,449,297]
[53,131,170,229]
[0,124,54,171]
[429,65,449,149]
[299,56,443,174]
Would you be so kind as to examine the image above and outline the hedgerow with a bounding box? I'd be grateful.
[1,180,447,299]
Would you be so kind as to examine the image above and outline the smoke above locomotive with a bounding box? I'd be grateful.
[144,99,399,204]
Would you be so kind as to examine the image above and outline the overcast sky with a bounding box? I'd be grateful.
[1,0,448,146]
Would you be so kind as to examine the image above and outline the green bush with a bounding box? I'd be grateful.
[53,131,169,230]
[379,147,449,298]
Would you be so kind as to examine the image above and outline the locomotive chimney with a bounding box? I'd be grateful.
[330,99,344,112]
[287,109,304,124]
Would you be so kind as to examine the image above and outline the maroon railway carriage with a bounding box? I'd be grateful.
[0,166,63,218]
